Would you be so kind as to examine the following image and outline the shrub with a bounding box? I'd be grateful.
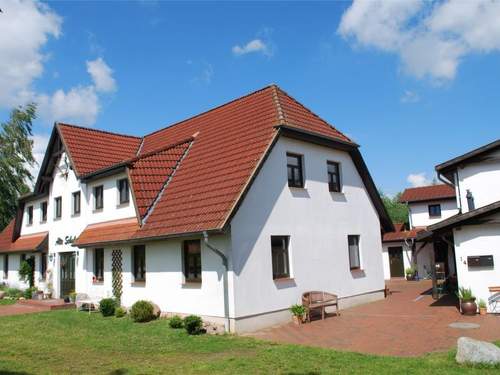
[168,315,184,329]
[183,315,203,335]
[115,306,127,318]
[18,260,34,287]
[99,298,117,317]
[6,288,22,299]
[478,299,487,308]
[130,300,156,323]
[290,304,306,317]
[23,287,37,300]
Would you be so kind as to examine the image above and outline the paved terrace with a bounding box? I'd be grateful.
[249,279,500,356]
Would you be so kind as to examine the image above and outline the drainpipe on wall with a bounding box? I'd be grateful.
[203,231,230,333]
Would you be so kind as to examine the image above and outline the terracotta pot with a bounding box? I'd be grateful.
[292,315,304,325]
[460,299,477,315]
[479,307,487,315]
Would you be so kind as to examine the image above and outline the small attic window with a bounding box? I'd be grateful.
[27,206,33,226]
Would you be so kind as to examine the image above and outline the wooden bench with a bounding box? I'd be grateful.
[302,291,340,322]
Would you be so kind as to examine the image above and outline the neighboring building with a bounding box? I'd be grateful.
[0,85,393,332]
[382,185,458,279]
[420,139,500,313]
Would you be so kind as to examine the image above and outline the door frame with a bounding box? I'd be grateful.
[59,251,76,298]
[388,246,405,278]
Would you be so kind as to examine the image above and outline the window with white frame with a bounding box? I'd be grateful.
[40,201,47,223]
[348,235,361,270]
[72,191,81,215]
[27,205,33,225]
[327,161,341,192]
[117,178,129,205]
[54,197,62,219]
[94,185,104,210]
[271,236,290,279]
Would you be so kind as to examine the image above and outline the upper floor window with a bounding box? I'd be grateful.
[72,191,81,216]
[271,235,290,280]
[94,248,104,283]
[348,235,361,270]
[327,161,341,192]
[118,178,129,205]
[41,253,47,280]
[94,185,104,211]
[132,245,146,283]
[428,204,441,218]
[466,190,475,211]
[54,197,62,219]
[183,240,202,283]
[287,153,304,188]
[27,206,33,226]
[40,201,47,223]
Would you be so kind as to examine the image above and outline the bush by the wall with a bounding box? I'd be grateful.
[23,287,37,300]
[6,288,22,299]
[115,307,127,318]
[168,315,184,329]
[99,298,117,317]
[130,300,156,323]
[183,315,203,335]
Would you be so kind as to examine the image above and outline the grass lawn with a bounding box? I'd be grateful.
[0,310,498,374]
[0,299,16,306]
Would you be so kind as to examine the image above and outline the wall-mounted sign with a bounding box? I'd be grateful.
[55,236,77,246]
[467,255,494,268]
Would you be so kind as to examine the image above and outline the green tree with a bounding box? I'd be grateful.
[380,191,409,225]
[0,104,36,230]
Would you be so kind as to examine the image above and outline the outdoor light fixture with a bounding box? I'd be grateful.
[48,253,55,263]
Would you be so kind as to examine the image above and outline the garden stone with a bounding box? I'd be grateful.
[151,303,161,318]
[456,337,500,365]
[0,291,5,299]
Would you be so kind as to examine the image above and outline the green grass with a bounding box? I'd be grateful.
[0,299,16,306]
[0,310,498,374]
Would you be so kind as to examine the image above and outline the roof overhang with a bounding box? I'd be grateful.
[0,232,48,254]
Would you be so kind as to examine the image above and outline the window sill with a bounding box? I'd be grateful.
[131,281,146,287]
[93,209,103,213]
[54,217,62,221]
[182,281,202,288]
[39,221,47,224]
[116,202,130,208]
[273,277,294,282]
[288,185,305,190]
[71,213,81,218]
[350,267,364,272]
[92,281,104,286]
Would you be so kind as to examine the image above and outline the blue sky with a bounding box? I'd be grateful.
[1,0,499,194]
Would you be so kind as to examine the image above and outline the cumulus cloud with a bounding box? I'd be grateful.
[87,57,117,93]
[407,173,431,187]
[232,39,271,56]
[28,133,50,180]
[400,90,420,103]
[0,0,62,107]
[338,0,500,82]
[0,0,116,127]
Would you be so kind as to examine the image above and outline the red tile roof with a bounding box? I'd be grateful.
[73,218,140,247]
[58,123,142,176]
[399,184,455,203]
[382,224,426,242]
[0,220,48,253]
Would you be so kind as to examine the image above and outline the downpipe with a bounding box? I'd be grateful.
[203,231,230,333]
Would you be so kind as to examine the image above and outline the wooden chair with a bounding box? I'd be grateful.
[302,291,340,322]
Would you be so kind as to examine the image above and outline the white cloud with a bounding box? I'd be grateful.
[338,0,500,82]
[400,90,420,103]
[232,39,270,56]
[407,172,431,187]
[0,0,62,107]
[86,57,116,93]
[189,62,214,85]
[28,133,50,180]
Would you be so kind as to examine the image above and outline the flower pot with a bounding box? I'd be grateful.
[479,307,487,315]
[460,299,477,315]
[292,315,304,325]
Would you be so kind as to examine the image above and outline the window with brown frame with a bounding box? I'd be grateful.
[94,248,104,282]
[183,240,202,283]
[41,201,47,223]
[348,235,361,270]
[118,179,129,204]
[327,161,341,192]
[54,196,62,219]
[286,153,304,188]
[428,204,441,218]
[132,245,146,282]
[72,191,81,215]
[41,253,47,279]
[94,185,103,210]
[271,236,290,280]
[27,206,33,225]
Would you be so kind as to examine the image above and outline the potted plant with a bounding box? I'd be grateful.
[69,291,77,303]
[290,304,306,325]
[405,267,416,281]
[456,287,477,315]
[478,299,487,315]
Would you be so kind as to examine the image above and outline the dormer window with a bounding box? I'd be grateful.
[118,178,129,205]
[27,206,33,226]
[94,185,104,211]
[428,204,441,218]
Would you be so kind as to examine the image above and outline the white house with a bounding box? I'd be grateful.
[418,139,500,313]
[0,85,393,332]
[381,185,458,279]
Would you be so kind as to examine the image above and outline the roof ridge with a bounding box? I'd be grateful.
[143,84,277,138]
[274,86,352,143]
[57,122,141,139]
[271,84,286,125]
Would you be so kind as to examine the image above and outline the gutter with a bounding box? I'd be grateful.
[203,231,230,333]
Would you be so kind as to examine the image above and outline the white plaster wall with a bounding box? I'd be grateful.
[230,137,385,319]
[453,222,500,313]
[408,200,458,228]
[79,234,228,318]
[456,151,500,213]
[0,252,45,290]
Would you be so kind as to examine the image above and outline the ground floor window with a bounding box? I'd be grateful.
[271,236,290,280]
[3,254,8,279]
[348,235,361,270]
[183,240,202,283]
[94,248,104,282]
[132,245,146,282]
[41,253,47,279]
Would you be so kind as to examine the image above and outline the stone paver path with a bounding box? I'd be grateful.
[0,303,49,316]
[249,280,500,356]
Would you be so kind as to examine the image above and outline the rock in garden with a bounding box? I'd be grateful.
[456,337,500,365]
[151,303,161,318]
